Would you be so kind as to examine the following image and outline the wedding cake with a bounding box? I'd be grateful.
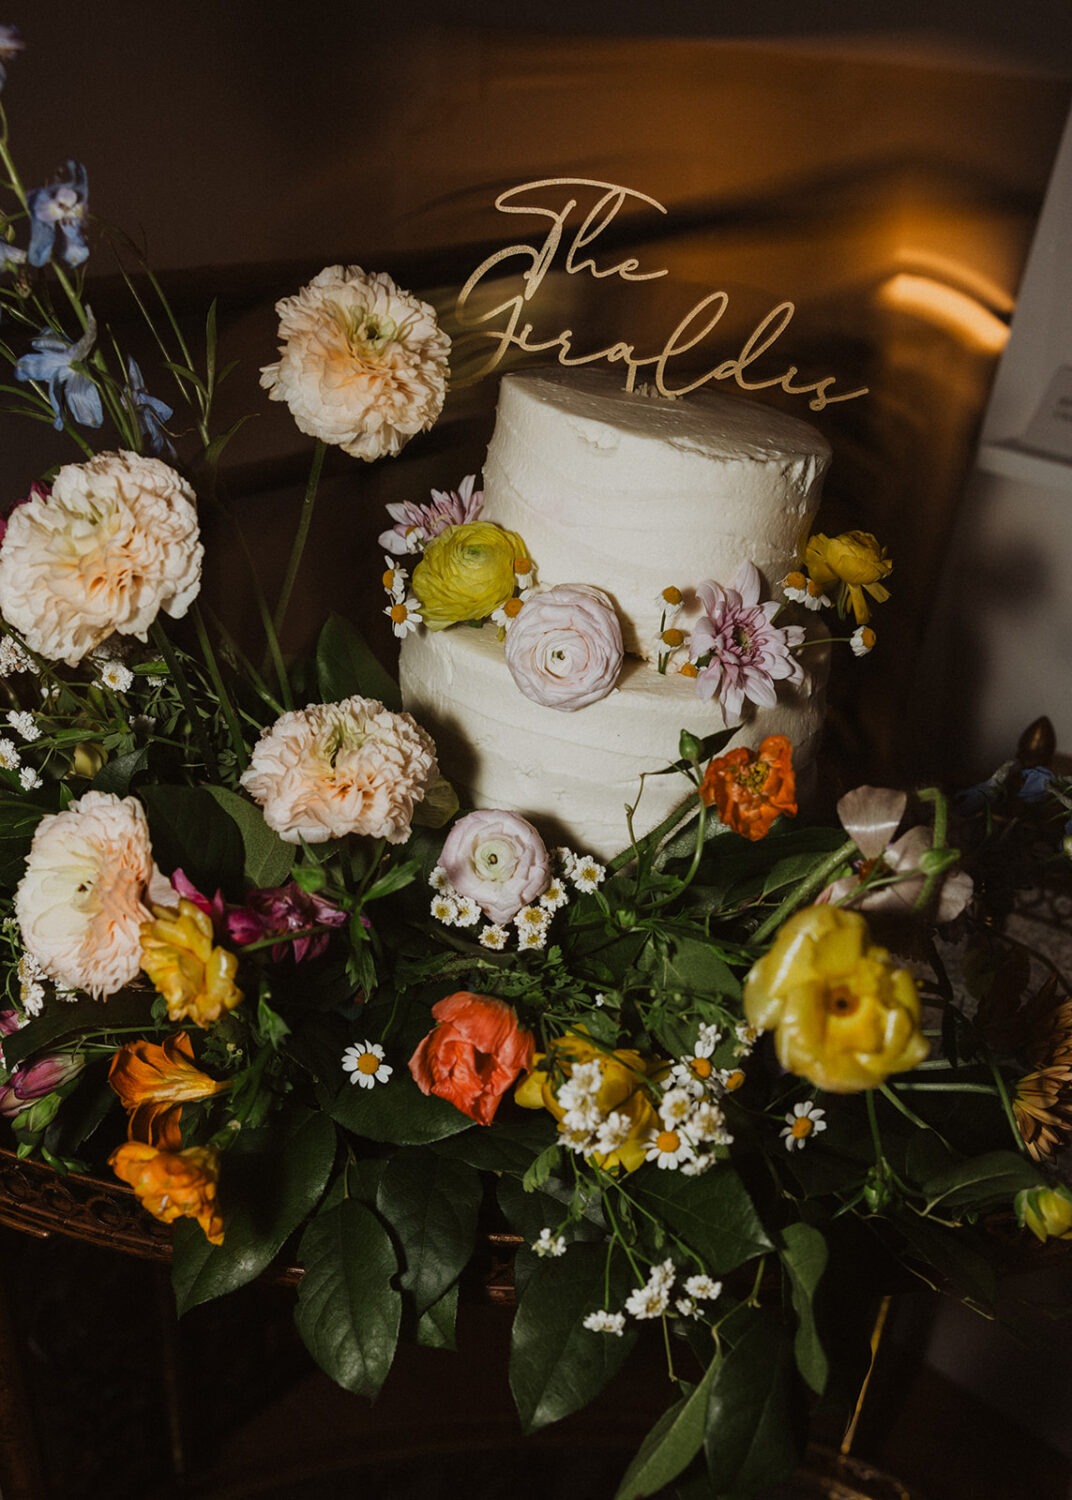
[399,367,831,860]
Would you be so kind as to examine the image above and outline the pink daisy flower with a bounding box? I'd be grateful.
[378,475,484,556]
[690,562,804,723]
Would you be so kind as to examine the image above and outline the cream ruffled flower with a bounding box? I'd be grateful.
[15,790,173,999]
[240,696,439,845]
[0,451,202,666]
[259,265,450,462]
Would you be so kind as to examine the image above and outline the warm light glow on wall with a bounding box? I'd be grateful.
[878,273,1010,353]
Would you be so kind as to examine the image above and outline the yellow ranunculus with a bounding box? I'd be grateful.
[1017,1184,1072,1243]
[515,1032,663,1173]
[140,899,243,1028]
[411,521,529,630]
[743,905,928,1093]
[803,530,891,625]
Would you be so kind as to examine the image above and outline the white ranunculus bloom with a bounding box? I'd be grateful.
[240,696,439,844]
[15,790,173,999]
[259,265,450,462]
[0,451,202,666]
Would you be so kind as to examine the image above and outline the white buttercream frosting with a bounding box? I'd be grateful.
[399,367,832,860]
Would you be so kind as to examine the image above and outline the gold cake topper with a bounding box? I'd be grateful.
[455,179,867,412]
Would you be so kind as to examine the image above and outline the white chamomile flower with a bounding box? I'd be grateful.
[98,661,134,693]
[430,892,460,925]
[559,1119,597,1154]
[645,1126,695,1171]
[781,1100,827,1151]
[539,878,570,912]
[684,1273,723,1301]
[583,1310,626,1336]
[570,856,606,894]
[734,1022,759,1055]
[491,597,525,629]
[625,1282,670,1320]
[384,594,421,639]
[689,1100,732,1145]
[679,1153,717,1177]
[341,1040,392,1089]
[659,1086,696,1127]
[561,1099,602,1135]
[5,711,39,742]
[675,1297,700,1319]
[478,923,509,950]
[851,625,877,657]
[782,571,831,611]
[595,1111,631,1154]
[452,894,482,927]
[18,766,42,791]
[145,674,167,688]
[0,737,20,770]
[518,925,549,951]
[381,556,409,599]
[716,1065,747,1094]
[532,1228,567,1258]
[656,584,684,614]
[428,866,450,893]
[515,903,550,932]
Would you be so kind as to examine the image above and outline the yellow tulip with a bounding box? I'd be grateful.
[411,521,529,630]
[1017,1185,1072,1243]
[515,1032,663,1173]
[140,899,243,1028]
[744,905,928,1093]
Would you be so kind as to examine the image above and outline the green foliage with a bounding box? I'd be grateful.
[631,1166,772,1275]
[316,612,403,711]
[140,783,246,896]
[376,1149,482,1315]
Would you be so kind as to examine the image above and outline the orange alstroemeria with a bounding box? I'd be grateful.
[699,734,797,841]
[108,1032,229,1146]
[109,1138,225,1245]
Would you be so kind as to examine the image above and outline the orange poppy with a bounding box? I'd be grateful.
[699,734,797,841]
[108,1032,229,1146]
[109,1139,225,1245]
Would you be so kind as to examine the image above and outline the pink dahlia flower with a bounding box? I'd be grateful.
[378,474,484,556]
[691,562,804,724]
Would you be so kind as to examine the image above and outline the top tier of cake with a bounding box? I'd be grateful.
[482,367,831,656]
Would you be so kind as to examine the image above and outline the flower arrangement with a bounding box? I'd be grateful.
[0,36,1070,1499]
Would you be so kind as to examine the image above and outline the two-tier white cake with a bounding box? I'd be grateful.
[400,367,831,860]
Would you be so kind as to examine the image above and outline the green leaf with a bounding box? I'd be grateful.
[92,746,150,796]
[509,1243,637,1432]
[0,793,50,888]
[171,1107,336,1315]
[316,612,402,711]
[921,1150,1045,1214]
[326,1071,475,1146]
[432,1113,557,1175]
[705,1307,804,1494]
[295,1198,401,1397]
[638,933,741,1005]
[632,1166,772,1274]
[779,1221,829,1394]
[140,783,246,895]
[203,784,293,888]
[892,1213,999,1309]
[376,1150,482,1316]
[1,991,157,1067]
[416,1280,459,1350]
[614,1356,718,1500]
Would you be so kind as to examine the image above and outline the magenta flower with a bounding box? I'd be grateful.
[378,474,484,556]
[690,562,804,724]
[0,1050,84,1119]
[170,868,227,932]
[226,882,347,963]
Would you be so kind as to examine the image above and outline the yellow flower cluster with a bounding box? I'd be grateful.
[140,899,243,1027]
[516,1032,663,1173]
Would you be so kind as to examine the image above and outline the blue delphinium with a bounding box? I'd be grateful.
[125,357,175,456]
[0,240,26,271]
[15,311,103,429]
[27,161,89,269]
[0,24,24,91]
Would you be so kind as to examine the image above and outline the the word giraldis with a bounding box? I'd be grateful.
[454,179,867,413]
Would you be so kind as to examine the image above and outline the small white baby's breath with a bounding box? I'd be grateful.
[0,737,20,770]
[5,711,39,742]
[18,766,42,791]
[583,1310,626,1336]
[532,1228,567,1258]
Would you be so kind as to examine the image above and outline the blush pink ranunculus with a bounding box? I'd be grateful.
[408,992,534,1125]
[438,809,550,925]
[504,583,623,711]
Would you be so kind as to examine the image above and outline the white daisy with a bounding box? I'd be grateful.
[452,894,482,927]
[381,556,409,600]
[583,1310,626,1336]
[478,923,510,950]
[97,661,134,693]
[539,878,570,912]
[19,766,42,791]
[645,1127,695,1170]
[689,1100,733,1145]
[570,856,606,894]
[659,1086,696,1127]
[781,1100,827,1151]
[341,1040,392,1089]
[684,1273,723,1301]
[384,594,422,638]
[851,626,877,657]
[430,893,460,925]
[428,866,450,893]
[532,1228,567,1258]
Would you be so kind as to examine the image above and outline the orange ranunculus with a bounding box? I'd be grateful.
[109,1138,225,1245]
[699,734,797,841]
[515,1032,665,1174]
[108,1032,229,1146]
[408,992,534,1126]
[140,899,243,1027]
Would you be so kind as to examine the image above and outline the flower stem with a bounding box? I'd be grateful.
[190,603,248,773]
[150,621,219,780]
[749,838,857,946]
[271,440,326,647]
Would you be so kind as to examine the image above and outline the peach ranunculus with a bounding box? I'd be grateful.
[140,900,244,1028]
[15,790,174,999]
[408,992,534,1125]
[109,1032,229,1144]
[0,450,202,665]
[744,905,929,1093]
[109,1138,225,1244]
[259,265,450,462]
[438,809,550,925]
[240,696,439,845]
[515,1032,664,1173]
[699,734,797,841]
